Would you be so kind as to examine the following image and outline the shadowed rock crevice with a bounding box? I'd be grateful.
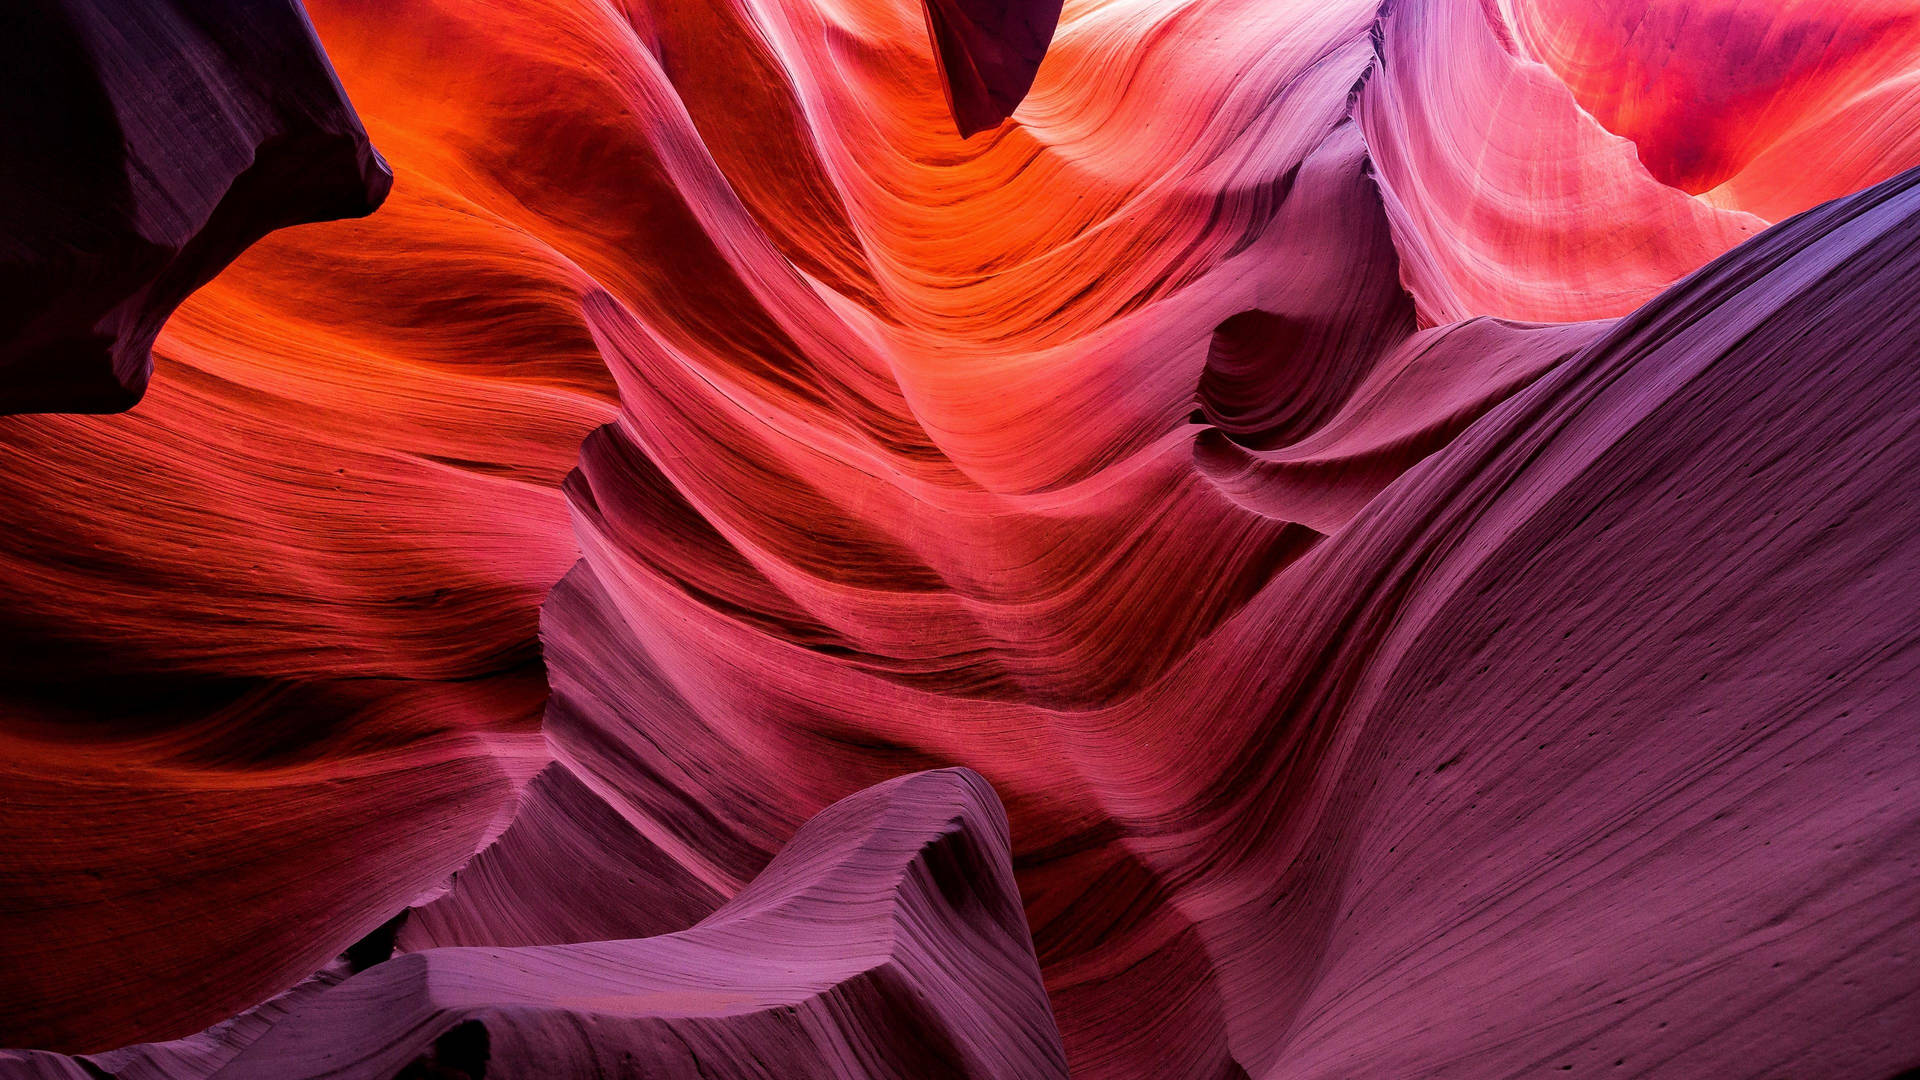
[0,0,390,414]
[923,0,1064,136]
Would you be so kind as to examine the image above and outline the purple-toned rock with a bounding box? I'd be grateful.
[0,0,390,414]
[922,0,1063,137]
[1,769,1067,1080]
[397,763,727,950]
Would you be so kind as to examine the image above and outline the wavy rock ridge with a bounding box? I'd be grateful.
[1,0,1918,1077]
[5,770,1068,1079]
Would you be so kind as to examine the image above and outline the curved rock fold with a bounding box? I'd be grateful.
[4,770,1068,1080]
[2,0,1918,1077]
[0,0,390,414]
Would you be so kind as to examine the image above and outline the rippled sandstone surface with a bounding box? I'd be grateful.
[2,0,1918,1076]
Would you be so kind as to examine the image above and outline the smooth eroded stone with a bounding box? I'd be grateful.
[0,0,391,413]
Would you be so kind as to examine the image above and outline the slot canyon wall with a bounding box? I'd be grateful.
[2,0,1918,1076]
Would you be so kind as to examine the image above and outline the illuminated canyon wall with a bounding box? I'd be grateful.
[2,0,1918,1076]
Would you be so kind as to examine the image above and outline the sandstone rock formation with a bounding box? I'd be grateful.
[3,0,1918,1077]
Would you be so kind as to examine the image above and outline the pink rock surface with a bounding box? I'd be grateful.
[525,154,1920,1080]
[2,0,1919,1076]
[3,770,1067,1080]
[1507,0,1920,215]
